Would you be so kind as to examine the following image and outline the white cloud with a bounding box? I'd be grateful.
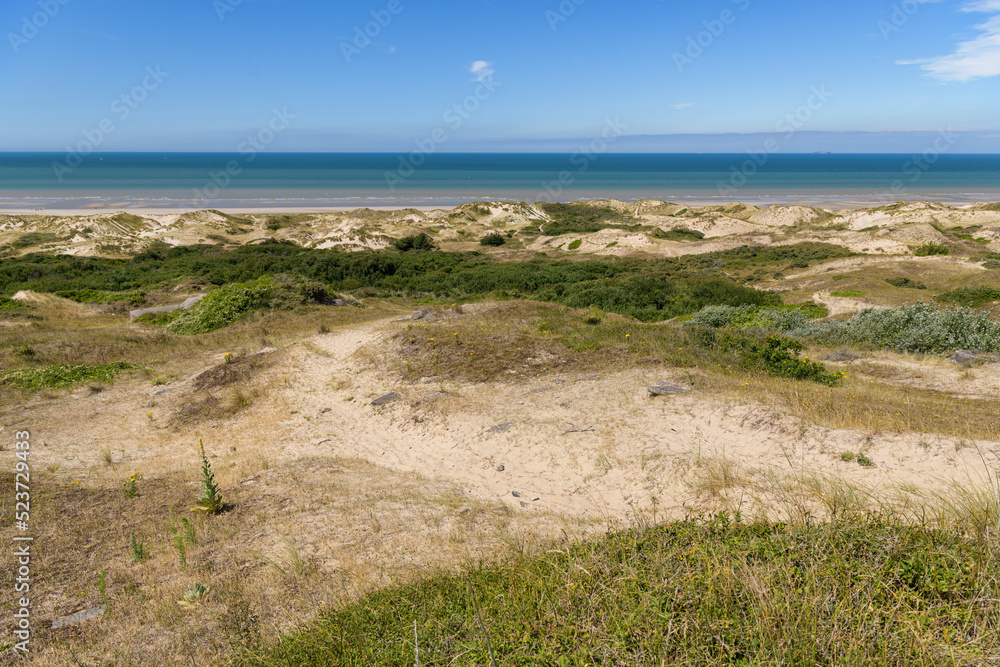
[899,1,1000,81]
[672,102,696,110]
[470,60,495,81]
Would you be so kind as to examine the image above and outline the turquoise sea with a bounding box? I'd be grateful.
[0,153,997,209]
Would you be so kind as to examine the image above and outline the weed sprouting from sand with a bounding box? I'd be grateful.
[192,439,224,514]
[178,582,211,607]
[130,533,148,563]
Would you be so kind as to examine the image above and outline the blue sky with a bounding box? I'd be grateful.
[1,0,998,151]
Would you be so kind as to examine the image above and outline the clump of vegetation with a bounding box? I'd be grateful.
[791,303,1000,353]
[831,289,865,298]
[885,277,927,290]
[567,239,583,250]
[934,286,1000,308]
[166,278,275,335]
[0,296,27,311]
[178,582,212,607]
[129,533,148,563]
[53,289,146,306]
[654,227,705,242]
[700,330,841,386]
[191,439,224,514]
[686,304,825,332]
[914,243,949,257]
[393,233,436,252]
[10,232,59,248]
[240,515,1000,666]
[0,362,139,390]
[535,202,633,235]
[479,232,506,247]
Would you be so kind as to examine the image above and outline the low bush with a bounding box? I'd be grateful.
[393,233,436,252]
[654,227,706,241]
[934,286,1000,307]
[914,243,949,257]
[885,277,926,290]
[479,232,506,247]
[704,330,841,386]
[166,278,276,335]
[790,303,1000,353]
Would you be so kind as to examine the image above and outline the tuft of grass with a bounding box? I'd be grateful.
[237,515,1000,666]
[0,361,140,390]
[831,289,865,298]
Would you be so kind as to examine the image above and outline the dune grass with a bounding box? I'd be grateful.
[235,514,1000,666]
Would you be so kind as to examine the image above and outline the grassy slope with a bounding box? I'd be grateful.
[238,516,1000,666]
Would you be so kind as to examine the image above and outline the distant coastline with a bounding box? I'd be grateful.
[1,152,998,212]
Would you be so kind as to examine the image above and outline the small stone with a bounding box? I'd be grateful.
[321,408,331,413]
[460,508,471,516]
[52,606,104,629]
[371,392,402,406]
[229,446,236,452]
[153,390,166,397]
[487,422,514,434]
[952,350,987,366]
[512,491,521,498]
[423,392,448,401]
[419,376,441,384]
[496,464,505,472]
[648,382,688,397]
[559,402,569,407]
[519,501,531,508]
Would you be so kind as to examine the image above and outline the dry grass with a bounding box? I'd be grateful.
[0,456,589,666]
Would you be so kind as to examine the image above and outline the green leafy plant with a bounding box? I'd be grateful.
[394,233,436,252]
[173,534,187,570]
[713,332,841,386]
[567,239,583,250]
[97,570,108,606]
[857,454,875,468]
[130,533,148,563]
[0,362,139,390]
[192,439,224,514]
[178,582,211,607]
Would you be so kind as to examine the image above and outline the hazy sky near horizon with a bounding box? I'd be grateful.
[1,0,998,151]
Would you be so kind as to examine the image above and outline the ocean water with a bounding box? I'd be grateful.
[0,152,998,209]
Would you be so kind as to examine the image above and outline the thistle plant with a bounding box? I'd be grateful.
[191,438,224,514]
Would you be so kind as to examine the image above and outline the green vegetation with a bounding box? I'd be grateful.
[935,286,1000,307]
[653,226,706,242]
[393,233,436,252]
[535,202,633,235]
[687,304,825,331]
[192,439,224,514]
[53,288,147,306]
[914,242,949,257]
[885,276,926,290]
[0,361,140,390]
[479,232,506,247]
[793,303,1000,353]
[9,232,59,248]
[831,289,865,297]
[566,239,583,250]
[0,296,27,311]
[166,278,276,335]
[698,330,841,386]
[238,515,1000,666]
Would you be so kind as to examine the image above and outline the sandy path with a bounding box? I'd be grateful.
[268,318,1000,523]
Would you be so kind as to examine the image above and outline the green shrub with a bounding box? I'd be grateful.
[831,290,865,298]
[654,227,706,241]
[567,239,583,250]
[479,232,506,247]
[711,331,841,386]
[0,362,140,390]
[166,278,275,335]
[394,233,436,252]
[686,304,824,331]
[10,232,59,248]
[914,243,949,257]
[984,260,1000,270]
[885,277,926,290]
[0,296,27,311]
[790,303,1000,353]
[934,286,1000,308]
